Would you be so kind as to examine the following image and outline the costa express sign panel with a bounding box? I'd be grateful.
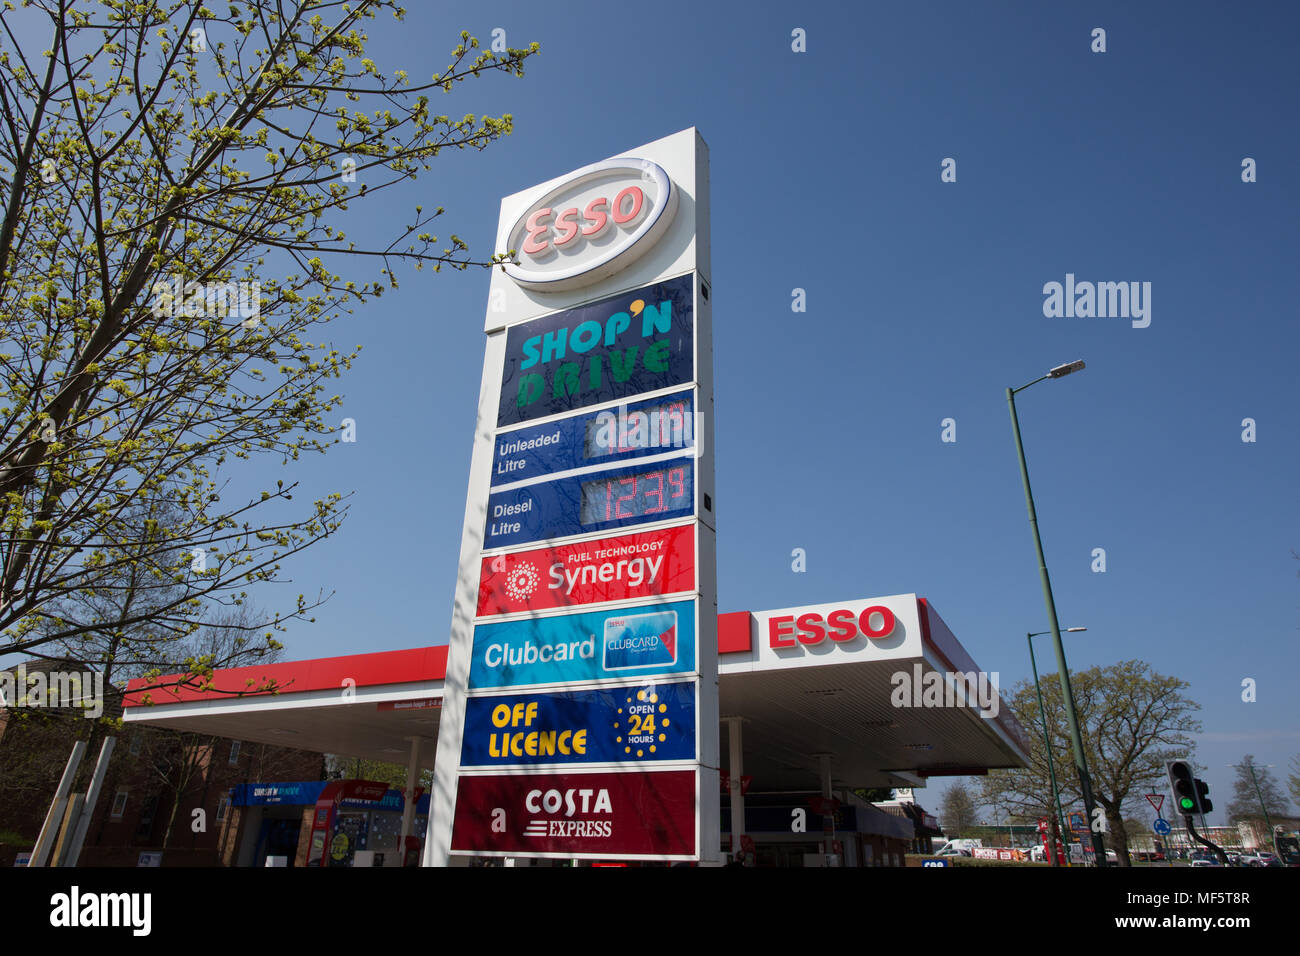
[491,388,694,486]
[485,458,694,549]
[469,598,697,689]
[497,273,693,428]
[460,681,695,767]
[450,769,696,857]
[477,525,695,617]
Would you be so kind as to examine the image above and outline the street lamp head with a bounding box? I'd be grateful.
[1048,360,1086,379]
[1065,627,1088,632]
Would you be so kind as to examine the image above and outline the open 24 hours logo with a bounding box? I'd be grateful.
[522,787,614,839]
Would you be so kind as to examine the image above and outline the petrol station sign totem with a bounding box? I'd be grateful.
[428,130,718,865]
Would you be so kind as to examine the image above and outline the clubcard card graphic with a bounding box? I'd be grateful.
[604,610,677,671]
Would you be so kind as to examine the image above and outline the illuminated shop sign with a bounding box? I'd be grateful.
[497,274,693,427]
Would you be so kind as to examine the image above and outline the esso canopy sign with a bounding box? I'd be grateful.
[744,595,922,671]
[768,606,897,649]
[502,158,678,292]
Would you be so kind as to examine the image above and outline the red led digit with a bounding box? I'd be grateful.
[643,470,664,513]
[669,468,684,498]
[604,480,612,521]
[663,402,686,446]
[615,477,637,518]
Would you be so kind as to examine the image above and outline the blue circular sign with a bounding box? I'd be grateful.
[1153,818,1172,835]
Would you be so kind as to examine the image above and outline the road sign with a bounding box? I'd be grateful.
[1153,818,1172,836]
[922,859,950,867]
[1145,793,1164,814]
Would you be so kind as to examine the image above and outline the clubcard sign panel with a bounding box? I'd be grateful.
[468,597,698,690]
[429,129,717,867]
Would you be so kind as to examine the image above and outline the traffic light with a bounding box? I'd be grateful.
[1195,778,1213,814]
[1167,760,1200,816]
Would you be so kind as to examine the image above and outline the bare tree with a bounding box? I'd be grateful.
[980,661,1201,866]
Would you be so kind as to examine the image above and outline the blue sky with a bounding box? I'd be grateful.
[257,0,1296,824]
[18,2,1298,823]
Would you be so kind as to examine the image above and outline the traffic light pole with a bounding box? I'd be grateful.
[1183,815,1230,866]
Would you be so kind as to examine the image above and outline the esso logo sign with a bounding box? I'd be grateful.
[503,158,677,292]
[768,606,897,649]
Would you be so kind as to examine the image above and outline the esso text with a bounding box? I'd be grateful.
[768,606,897,649]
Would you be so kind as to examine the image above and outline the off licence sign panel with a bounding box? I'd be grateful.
[460,681,696,767]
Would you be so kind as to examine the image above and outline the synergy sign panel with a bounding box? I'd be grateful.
[476,525,696,617]
[428,129,717,865]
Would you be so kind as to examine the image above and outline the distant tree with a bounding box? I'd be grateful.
[854,787,894,803]
[939,781,979,836]
[325,754,431,792]
[1226,756,1290,825]
[1289,755,1300,808]
[980,661,1201,867]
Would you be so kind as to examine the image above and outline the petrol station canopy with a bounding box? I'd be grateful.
[124,594,1029,793]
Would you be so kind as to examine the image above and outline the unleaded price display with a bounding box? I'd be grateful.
[485,459,694,549]
[492,389,694,487]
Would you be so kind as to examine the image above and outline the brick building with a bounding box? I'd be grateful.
[0,658,325,866]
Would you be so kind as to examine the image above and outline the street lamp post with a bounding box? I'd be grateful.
[1029,626,1086,867]
[1007,360,1107,866]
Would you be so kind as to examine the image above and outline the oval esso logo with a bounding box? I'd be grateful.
[503,158,678,292]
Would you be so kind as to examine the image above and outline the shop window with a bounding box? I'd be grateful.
[216,795,230,823]
[110,790,129,819]
[128,734,141,756]
[228,740,241,765]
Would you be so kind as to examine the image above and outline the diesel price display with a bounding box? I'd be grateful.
[579,465,690,525]
[484,460,696,549]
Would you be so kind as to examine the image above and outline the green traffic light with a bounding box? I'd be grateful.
[1179,797,1195,810]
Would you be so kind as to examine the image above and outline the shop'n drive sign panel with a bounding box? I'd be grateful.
[428,129,718,865]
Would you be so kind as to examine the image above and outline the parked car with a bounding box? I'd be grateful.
[935,845,972,857]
